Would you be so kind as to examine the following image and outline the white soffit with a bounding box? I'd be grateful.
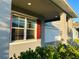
[51,0,78,18]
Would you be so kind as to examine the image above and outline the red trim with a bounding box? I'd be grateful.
[37,19,41,39]
[10,16,12,32]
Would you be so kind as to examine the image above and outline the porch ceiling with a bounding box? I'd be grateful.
[12,0,62,19]
[12,0,77,20]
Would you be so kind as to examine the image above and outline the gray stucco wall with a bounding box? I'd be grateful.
[45,22,61,43]
[0,0,11,59]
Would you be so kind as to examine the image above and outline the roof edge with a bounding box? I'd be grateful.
[50,0,78,18]
[63,0,78,17]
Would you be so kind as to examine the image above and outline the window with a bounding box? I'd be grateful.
[11,15,25,41]
[12,16,18,27]
[18,18,25,28]
[27,29,34,39]
[12,28,24,41]
[11,14,36,42]
[27,20,35,39]
[27,20,35,28]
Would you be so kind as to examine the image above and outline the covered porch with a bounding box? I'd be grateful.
[11,0,77,45]
[9,0,77,57]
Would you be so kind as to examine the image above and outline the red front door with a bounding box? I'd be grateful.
[37,19,41,39]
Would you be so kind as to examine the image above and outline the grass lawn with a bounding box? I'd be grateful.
[74,38,79,43]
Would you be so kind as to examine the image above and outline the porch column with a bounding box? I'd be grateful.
[41,20,45,47]
[0,0,12,59]
[68,18,73,39]
[60,12,68,44]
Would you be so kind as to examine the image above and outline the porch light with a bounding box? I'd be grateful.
[55,16,58,18]
[27,3,32,5]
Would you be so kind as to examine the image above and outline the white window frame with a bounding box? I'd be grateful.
[24,18,27,40]
[10,11,37,45]
[11,15,25,41]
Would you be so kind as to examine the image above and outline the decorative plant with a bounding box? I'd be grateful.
[18,48,39,59]
[10,43,79,59]
[35,46,54,59]
[56,44,79,59]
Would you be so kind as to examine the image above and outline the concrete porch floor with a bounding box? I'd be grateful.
[9,40,41,58]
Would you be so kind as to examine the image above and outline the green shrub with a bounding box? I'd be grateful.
[18,48,39,59]
[74,39,79,43]
[10,44,79,59]
[35,46,54,59]
[56,44,79,59]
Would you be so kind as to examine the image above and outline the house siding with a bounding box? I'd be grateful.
[0,0,11,59]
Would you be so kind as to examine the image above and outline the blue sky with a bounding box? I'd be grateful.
[67,0,79,22]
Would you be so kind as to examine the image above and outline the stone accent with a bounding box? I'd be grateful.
[60,12,68,44]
